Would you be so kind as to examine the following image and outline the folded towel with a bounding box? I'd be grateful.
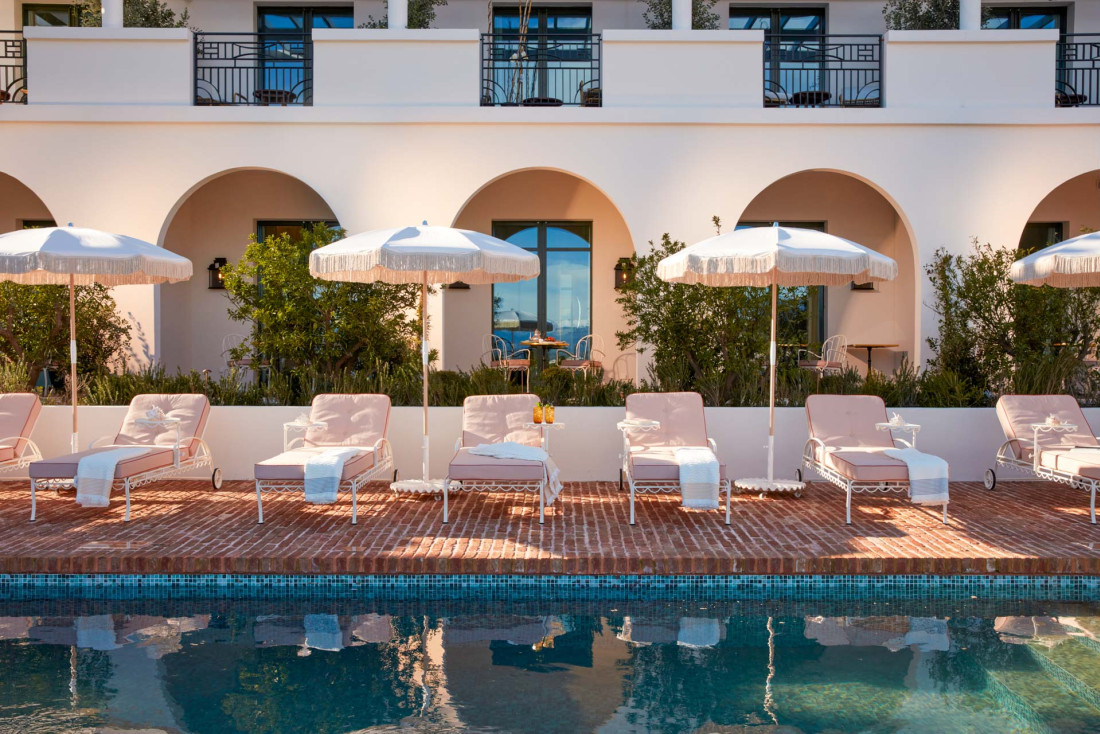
[75,615,119,651]
[469,442,564,505]
[75,447,150,508]
[677,617,721,648]
[905,617,950,652]
[304,613,343,652]
[884,448,949,505]
[676,447,720,509]
[304,447,361,504]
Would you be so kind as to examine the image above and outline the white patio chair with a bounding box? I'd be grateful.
[483,334,530,391]
[221,333,252,370]
[556,334,605,377]
[798,334,847,378]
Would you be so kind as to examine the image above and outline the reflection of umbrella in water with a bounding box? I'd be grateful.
[493,309,553,333]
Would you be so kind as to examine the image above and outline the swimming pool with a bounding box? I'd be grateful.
[3,576,1100,733]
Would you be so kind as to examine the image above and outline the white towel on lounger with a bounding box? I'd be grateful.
[304,448,361,504]
[676,447,720,509]
[75,447,150,508]
[468,442,564,504]
[884,448,949,506]
[304,613,343,651]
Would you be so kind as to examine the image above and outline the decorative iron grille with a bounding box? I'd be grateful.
[194,32,312,106]
[0,31,26,104]
[481,33,601,107]
[763,34,882,108]
[1058,34,1100,107]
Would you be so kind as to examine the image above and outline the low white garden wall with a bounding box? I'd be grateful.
[16,405,1099,483]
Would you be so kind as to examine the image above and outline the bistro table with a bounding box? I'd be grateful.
[521,339,569,370]
[522,421,565,452]
[849,343,898,374]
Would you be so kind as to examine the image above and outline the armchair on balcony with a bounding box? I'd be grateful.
[798,334,848,379]
[484,334,531,391]
[555,334,604,377]
[1056,80,1088,107]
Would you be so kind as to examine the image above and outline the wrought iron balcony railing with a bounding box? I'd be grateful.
[194,32,312,106]
[0,30,26,104]
[1057,34,1100,107]
[763,34,882,108]
[481,33,601,107]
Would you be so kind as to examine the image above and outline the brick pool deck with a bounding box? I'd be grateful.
[1,479,1099,575]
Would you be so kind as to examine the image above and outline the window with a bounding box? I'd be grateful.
[22,4,76,27]
[489,6,595,104]
[257,6,355,33]
[20,219,55,229]
[738,221,827,344]
[256,220,338,243]
[1019,222,1064,253]
[491,222,592,353]
[982,6,1067,32]
[732,7,828,103]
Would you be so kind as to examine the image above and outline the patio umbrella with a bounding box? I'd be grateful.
[1010,230,1100,287]
[657,223,897,492]
[309,224,540,493]
[0,225,193,452]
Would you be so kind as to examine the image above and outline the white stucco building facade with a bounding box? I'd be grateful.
[0,0,1097,381]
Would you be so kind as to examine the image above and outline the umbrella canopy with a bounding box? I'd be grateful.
[310,224,539,495]
[1010,230,1100,288]
[0,226,193,452]
[308,225,539,286]
[657,224,897,491]
[657,224,897,287]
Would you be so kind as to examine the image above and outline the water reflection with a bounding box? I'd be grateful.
[1,604,1100,733]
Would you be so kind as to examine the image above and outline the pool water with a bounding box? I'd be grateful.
[3,598,1100,733]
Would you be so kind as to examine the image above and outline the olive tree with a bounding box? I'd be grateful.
[638,0,720,29]
[77,0,191,27]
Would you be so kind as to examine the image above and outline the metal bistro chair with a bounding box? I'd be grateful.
[798,334,848,379]
[555,334,605,377]
[484,334,531,391]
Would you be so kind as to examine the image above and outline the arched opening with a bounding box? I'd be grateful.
[449,169,636,380]
[0,172,55,231]
[159,169,337,373]
[740,170,919,375]
[1022,170,1100,250]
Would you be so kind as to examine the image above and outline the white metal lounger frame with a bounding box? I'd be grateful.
[254,436,395,525]
[443,438,551,524]
[0,436,41,474]
[801,436,948,525]
[619,432,733,526]
[30,435,218,523]
[987,424,1099,525]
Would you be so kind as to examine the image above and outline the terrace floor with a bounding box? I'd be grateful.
[1,480,1099,575]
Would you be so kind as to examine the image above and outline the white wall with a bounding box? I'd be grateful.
[15,404,1095,484]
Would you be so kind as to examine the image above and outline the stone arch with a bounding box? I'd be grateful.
[0,171,57,232]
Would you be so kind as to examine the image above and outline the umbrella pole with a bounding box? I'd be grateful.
[69,275,78,454]
[421,272,429,482]
[768,281,777,482]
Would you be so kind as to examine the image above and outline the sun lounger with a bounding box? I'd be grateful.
[619,392,732,525]
[801,394,949,525]
[29,394,217,522]
[444,394,562,524]
[253,393,395,524]
[0,393,42,474]
[986,395,1100,524]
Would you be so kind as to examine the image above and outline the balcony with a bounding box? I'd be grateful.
[0,30,26,104]
[763,34,882,108]
[194,32,313,106]
[1058,34,1100,107]
[480,33,601,107]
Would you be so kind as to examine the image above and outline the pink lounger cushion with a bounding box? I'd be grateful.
[30,447,175,480]
[255,447,378,481]
[996,395,1096,459]
[0,393,40,463]
[820,449,908,482]
[448,447,545,481]
[630,447,728,481]
[624,392,709,448]
[1039,448,1100,480]
[805,395,912,481]
[115,394,211,459]
[304,394,391,448]
[460,394,541,447]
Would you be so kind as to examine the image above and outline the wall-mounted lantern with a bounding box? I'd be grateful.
[208,258,228,289]
[614,257,634,291]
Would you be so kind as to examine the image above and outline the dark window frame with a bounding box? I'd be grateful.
[982,5,1068,33]
[21,4,77,28]
[1019,221,1065,253]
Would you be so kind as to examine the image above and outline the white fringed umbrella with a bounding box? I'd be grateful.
[1010,230,1100,287]
[657,224,897,493]
[0,225,193,452]
[310,224,540,493]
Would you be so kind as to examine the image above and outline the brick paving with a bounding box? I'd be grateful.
[1,479,1100,575]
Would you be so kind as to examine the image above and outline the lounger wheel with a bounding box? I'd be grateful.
[392,468,399,483]
[211,468,223,489]
[795,468,803,483]
[984,468,996,491]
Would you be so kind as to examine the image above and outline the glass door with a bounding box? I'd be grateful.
[257,6,354,104]
[491,222,592,356]
[731,7,826,103]
[491,6,594,104]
